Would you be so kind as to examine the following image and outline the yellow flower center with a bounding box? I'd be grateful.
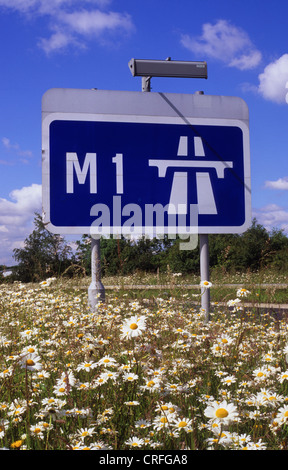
[215,408,229,418]
[26,359,35,366]
[257,372,264,377]
[160,417,168,424]
[147,380,155,387]
[178,421,187,427]
[130,323,138,330]
[34,427,41,434]
[284,411,288,417]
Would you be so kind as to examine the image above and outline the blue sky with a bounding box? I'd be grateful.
[0,0,288,266]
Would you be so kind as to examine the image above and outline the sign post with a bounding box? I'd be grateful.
[200,234,210,321]
[88,236,105,311]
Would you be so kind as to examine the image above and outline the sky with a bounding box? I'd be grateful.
[0,0,288,266]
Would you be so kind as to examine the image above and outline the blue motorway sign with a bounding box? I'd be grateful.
[42,89,251,236]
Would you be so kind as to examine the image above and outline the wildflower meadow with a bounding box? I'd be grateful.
[1,273,288,451]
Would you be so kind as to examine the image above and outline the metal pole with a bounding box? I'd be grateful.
[200,234,210,322]
[142,76,151,92]
[88,237,105,311]
[195,91,210,322]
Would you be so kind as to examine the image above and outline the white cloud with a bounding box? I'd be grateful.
[181,19,262,70]
[0,183,42,265]
[257,54,288,104]
[253,203,288,234]
[265,176,288,190]
[2,137,33,159]
[60,9,133,36]
[0,0,111,14]
[38,30,78,55]
[0,0,134,54]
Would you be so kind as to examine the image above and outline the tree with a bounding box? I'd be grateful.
[13,213,73,282]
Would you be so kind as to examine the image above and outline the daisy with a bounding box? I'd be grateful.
[221,375,237,386]
[19,352,43,372]
[275,405,288,425]
[122,372,139,382]
[125,436,144,448]
[135,419,151,429]
[76,361,97,372]
[35,370,50,380]
[252,366,270,381]
[227,298,242,311]
[0,366,13,379]
[93,375,108,386]
[53,384,68,397]
[124,400,140,406]
[56,371,77,388]
[76,427,96,440]
[278,370,288,384]
[30,424,44,439]
[217,335,233,346]
[21,345,38,355]
[0,420,9,438]
[250,439,267,450]
[206,430,233,448]
[19,329,38,339]
[140,378,161,392]
[200,280,212,289]
[152,415,173,431]
[232,433,252,448]
[97,355,118,368]
[102,371,119,382]
[90,440,112,450]
[121,315,147,339]
[172,417,193,432]
[204,400,239,424]
[156,402,181,416]
[236,288,251,298]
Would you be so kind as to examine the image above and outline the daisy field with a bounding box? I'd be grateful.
[0,277,288,450]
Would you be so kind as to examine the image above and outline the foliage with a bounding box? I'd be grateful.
[6,215,288,283]
[12,213,74,282]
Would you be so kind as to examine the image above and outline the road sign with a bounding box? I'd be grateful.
[42,88,251,236]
